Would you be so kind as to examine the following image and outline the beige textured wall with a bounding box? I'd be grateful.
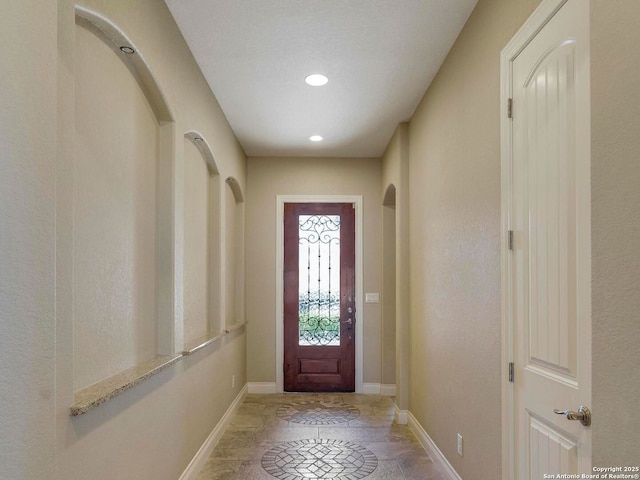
[73,22,160,389]
[51,1,247,479]
[381,124,410,410]
[0,1,58,478]
[590,0,640,465]
[235,201,246,324]
[406,0,541,478]
[246,157,382,385]
[208,174,223,333]
[225,184,238,326]
[381,202,396,385]
[184,138,210,343]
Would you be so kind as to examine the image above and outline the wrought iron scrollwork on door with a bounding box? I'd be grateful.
[298,215,341,346]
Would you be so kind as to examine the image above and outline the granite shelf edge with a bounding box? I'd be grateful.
[183,331,225,356]
[70,353,183,416]
[224,321,247,334]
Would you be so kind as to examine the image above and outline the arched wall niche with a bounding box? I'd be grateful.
[382,183,397,386]
[185,132,219,175]
[225,176,244,203]
[183,132,223,350]
[73,7,176,391]
[224,177,246,327]
[383,184,397,207]
[75,6,174,123]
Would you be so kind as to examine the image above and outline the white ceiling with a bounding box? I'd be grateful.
[164,0,478,158]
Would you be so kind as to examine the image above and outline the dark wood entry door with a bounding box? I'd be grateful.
[284,203,355,392]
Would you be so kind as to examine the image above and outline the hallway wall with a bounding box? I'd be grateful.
[1,1,248,479]
[381,125,410,411]
[245,157,383,388]
[0,2,58,479]
[590,0,640,465]
[401,0,640,476]
[3,1,638,478]
[404,0,542,478]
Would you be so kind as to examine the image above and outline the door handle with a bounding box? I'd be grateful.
[553,406,591,426]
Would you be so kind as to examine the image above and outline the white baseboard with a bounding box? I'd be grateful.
[179,384,248,480]
[394,405,409,425]
[246,382,394,395]
[247,382,277,394]
[408,411,462,480]
[362,383,380,394]
[362,383,397,396]
[380,384,397,396]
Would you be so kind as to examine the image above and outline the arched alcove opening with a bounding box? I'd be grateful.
[382,184,397,387]
[72,8,174,391]
[183,133,222,349]
[224,177,245,327]
[75,7,174,123]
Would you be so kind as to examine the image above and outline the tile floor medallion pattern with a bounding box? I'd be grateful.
[195,393,446,480]
[276,400,360,425]
[261,438,377,480]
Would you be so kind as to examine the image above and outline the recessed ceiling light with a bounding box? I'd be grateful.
[305,74,328,87]
[309,135,324,142]
[120,46,135,54]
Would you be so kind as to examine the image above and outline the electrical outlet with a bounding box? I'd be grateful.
[232,374,235,389]
[457,433,463,456]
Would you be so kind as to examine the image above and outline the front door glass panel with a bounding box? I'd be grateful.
[298,214,341,346]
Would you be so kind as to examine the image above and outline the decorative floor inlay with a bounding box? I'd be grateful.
[261,439,378,480]
[276,400,360,425]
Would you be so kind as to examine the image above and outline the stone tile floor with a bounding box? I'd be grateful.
[195,393,445,480]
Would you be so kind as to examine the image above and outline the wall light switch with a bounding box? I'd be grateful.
[365,293,380,303]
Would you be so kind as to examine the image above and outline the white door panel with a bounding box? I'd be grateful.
[520,37,579,386]
[529,414,578,476]
[505,0,591,477]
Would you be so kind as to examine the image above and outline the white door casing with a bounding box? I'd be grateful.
[501,0,591,478]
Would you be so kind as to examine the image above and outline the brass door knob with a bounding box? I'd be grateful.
[553,406,591,426]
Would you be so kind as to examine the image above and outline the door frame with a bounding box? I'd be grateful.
[276,195,364,393]
[501,0,587,478]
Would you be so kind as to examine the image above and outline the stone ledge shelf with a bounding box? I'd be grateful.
[183,331,225,356]
[224,322,247,334]
[70,354,182,416]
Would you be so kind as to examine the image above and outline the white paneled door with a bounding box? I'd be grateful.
[503,0,591,478]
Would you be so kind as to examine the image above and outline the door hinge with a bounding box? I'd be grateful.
[509,362,514,383]
[507,98,513,119]
[508,230,514,250]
